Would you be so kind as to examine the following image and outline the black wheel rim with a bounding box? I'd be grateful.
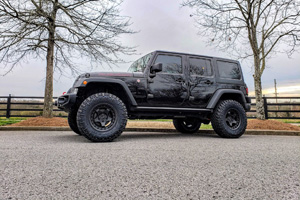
[89,104,116,132]
[225,108,241,130]
[182,118,198,129]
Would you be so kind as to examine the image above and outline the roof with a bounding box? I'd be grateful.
[154,50,239,63]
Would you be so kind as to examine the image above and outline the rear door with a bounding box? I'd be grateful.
[187,56,216,107]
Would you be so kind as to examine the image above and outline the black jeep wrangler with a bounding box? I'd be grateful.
[56,50,251,142]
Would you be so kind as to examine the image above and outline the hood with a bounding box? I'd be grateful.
[81,72,134,78]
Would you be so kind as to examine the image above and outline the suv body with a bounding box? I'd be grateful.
[56,50,251,142]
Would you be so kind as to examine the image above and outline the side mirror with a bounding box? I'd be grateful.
[151,63,162,73]
[149,63,162,78]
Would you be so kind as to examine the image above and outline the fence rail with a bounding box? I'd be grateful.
[247,96,300,119]
[0,94,64,118]
[0,95,300,119]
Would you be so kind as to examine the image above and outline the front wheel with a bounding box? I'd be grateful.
[77,93,128,142]
[173,118,201,134]
[211,100,247,138]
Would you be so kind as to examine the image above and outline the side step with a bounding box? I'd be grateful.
[133,106,212,112]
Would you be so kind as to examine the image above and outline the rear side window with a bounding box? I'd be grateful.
[154,55,182,74]
[189,57,212,76]
[217,61,241,80]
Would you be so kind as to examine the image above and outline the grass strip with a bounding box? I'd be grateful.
[0,117,27,126]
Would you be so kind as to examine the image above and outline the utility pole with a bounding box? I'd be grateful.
[274,79,279,117]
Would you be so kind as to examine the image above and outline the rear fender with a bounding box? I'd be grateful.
[207,89,248,110]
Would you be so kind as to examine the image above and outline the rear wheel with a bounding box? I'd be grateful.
[68,108,81,135]
[77,93,127,142]
[173,118,201,134]
[211,100,247,138]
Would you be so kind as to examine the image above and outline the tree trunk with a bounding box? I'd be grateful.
[254,76,265,119]
[253,56,265,120]
[43,32,55,118]
[43,2,58,118]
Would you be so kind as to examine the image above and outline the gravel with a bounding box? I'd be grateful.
[0,131,299,199]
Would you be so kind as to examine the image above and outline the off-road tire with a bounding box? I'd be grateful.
[68,108,81,135]
[211,100,247,138]
[173,118,201,134]
[77,93,127,142]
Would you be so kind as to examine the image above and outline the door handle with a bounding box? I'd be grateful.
[204,80,213,85]
[176,78,184,83]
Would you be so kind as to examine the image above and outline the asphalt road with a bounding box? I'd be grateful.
[0,131,299,200]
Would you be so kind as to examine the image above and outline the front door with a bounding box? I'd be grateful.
[147,53,188,106]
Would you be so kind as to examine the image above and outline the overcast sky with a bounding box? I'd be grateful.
[0,0,299,97]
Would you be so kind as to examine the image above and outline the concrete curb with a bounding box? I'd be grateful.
[0,126,299,136]
[0,126,72,131]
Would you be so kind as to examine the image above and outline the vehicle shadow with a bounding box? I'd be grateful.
[53,131,221,143]
[53,133,90,143]
[117,132,220,142]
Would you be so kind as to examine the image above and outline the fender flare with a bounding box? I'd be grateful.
[207,89,247,109]
[75,77,138,106]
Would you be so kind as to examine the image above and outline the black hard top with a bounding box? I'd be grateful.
[154,50,239,63]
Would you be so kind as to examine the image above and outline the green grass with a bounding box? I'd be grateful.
[0,117,27,126]
[200,124,213,129]
[275,119,300,123]
[0,118,295,128]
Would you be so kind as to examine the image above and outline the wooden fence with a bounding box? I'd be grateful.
[247,97,300,119]
[0,95,300,119]
[0,95,64,118]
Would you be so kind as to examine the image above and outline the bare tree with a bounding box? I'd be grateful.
[183,0,300,119]
[0,0,135,118]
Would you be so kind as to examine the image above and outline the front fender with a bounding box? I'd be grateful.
[74,77,138,106]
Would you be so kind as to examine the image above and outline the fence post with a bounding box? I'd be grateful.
[263,95,268,119]
[6,94,11,118]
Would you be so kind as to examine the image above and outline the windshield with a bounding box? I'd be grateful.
[127,53,153,72]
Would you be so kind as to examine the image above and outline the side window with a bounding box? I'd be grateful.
[217,61,241,80]
[189,57,212,76]
[154,55,182,74]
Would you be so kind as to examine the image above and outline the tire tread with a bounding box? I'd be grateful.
[68,108,81,135]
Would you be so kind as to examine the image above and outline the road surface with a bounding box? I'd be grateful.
[0,131,299,199]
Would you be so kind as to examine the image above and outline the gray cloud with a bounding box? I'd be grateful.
[0,0,299,97]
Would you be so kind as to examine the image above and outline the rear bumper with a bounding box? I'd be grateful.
[245,97,251,111]
[54,94,76,112]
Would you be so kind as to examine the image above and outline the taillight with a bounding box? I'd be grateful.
[246,87,249,95]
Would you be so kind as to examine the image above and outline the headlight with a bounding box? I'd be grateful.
[68,88,78,94]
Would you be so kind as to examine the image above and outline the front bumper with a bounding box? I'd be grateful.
[54,93,77,112]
